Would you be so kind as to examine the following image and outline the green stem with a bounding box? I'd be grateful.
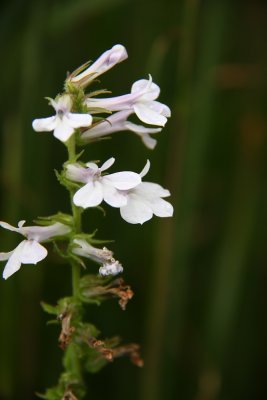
[66,134,82,299]
[65,133,84,391]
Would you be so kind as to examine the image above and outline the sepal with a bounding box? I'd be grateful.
[34,212,73,228]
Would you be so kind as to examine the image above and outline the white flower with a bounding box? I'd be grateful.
[32,94,92,142]
[72,238,123,276]
[81,110,161,149]
[0,221,71,279]
[69,44,128,88]
[66,157,141,209]
[85,75,171,127]
[119,160,174,224]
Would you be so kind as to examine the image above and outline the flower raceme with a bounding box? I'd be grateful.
[32,94,92,142]
[0,221,71,279]
[66,159,173,224]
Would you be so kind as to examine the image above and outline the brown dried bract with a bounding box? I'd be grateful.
[58,312,75,350]
[112,343,144,367]
[88,337,113,361]
[87,336,143,367]
[106,278,134,310]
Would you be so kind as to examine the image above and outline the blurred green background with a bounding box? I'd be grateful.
[1,0,267,399]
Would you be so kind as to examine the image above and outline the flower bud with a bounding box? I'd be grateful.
[69,44,128,88]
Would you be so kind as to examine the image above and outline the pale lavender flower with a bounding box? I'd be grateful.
[0,221,71,279]
[32,94,92,142]
[85,75,171,127]
[66,157,141,209]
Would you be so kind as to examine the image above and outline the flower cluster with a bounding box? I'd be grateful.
[32,44,170,149]
[0,44,173,281]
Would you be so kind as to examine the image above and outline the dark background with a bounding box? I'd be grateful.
[0,0,267,399]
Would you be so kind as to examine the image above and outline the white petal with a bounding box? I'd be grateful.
[125,121,161,135]
[150,198,174,218]
[134,103,167,126]
[125,121,160,149]
[150,101,171,117]
[103,172,141,190]
[0,221,20,233]
[2,243,23,279]
[103,184,127,207]
[140,160,150,178]
[131,77,160,101]
[18,220,26,228]
[120,196,153,224]
[135,182,170,198]
[73,181,103,208]
[141,135,157,149]
[19,240,47,263]
[100,157,115,172]
[67,113,92,128]
[2,240,48,280]
[53,120,74,142]
[85,162,99,171]
[32,116,57,132]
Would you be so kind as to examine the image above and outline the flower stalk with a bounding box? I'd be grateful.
[0,44,173,399]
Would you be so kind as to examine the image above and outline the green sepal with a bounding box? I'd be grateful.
[41,301,59,316]
[86,106,112,115]
[76,322,100,339]
[34,212,73,228]
[55,169,80,191]
[87,89,111,98]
